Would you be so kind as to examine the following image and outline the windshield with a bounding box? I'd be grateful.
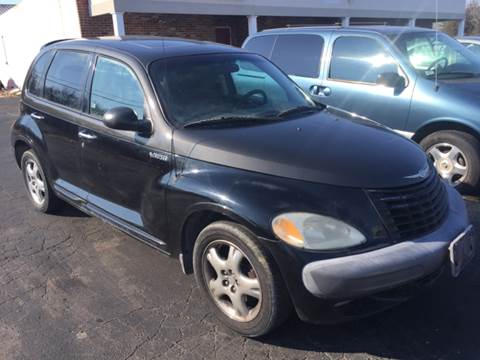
[392,32,480,79]
[149,53,315,127]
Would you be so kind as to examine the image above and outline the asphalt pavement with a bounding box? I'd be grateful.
[1,97,480,360]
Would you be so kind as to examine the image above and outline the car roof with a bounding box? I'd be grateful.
[45,36,244,66]
[259,25,435,36]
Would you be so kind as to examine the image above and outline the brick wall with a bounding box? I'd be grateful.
[258,16,339,31]
[76,0,114,37]
[124,13,248,46]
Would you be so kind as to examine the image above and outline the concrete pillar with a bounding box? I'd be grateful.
[247,15,258,35]
[341,16,350,27]
[111,12,125,37]
[458,19,465,36]
[407,18,416,27]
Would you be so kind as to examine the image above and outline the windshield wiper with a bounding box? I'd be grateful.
[276,105,323,118]
[183,115,278,128]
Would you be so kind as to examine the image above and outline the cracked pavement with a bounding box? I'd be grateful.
[1,97,480,359]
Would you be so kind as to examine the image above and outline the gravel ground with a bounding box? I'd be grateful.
[1,96,480,360]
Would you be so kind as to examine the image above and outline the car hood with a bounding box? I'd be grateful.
[173,108,430,188]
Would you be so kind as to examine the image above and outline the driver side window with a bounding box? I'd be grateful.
[330,36,399,84]
[90,57,145,119]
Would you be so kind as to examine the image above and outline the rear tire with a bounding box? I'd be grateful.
[193,221,291,337]
[21,150,62,213]
[420,130,480,194]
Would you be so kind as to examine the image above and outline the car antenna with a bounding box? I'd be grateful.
[434,0,440,92]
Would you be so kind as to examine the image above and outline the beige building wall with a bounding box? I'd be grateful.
[0,0,82,87]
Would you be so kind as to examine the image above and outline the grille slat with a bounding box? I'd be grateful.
[368,170,449,241]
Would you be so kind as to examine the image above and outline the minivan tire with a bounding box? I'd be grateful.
[193,221,291,337]
[420,130,480,194]
[21,150,62,213]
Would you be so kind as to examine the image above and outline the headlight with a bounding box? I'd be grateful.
[272,213,366,250]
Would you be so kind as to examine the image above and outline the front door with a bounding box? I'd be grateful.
[79,55,172,247]
[320,34,414,130]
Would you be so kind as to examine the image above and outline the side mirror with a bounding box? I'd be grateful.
[376,72,406,89]
[103,107,152,135]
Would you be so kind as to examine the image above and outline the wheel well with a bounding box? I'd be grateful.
[14,141,30,168]
[180,210,231,274]
[412,121,480,144]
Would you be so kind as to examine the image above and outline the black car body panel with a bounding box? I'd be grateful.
[173,109,429,188]
[11,37,471,325]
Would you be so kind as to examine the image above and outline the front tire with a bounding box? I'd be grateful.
[21,150,62,213]
[420,130,480,193]
[193,221,291,337]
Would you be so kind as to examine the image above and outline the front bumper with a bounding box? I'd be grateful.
[302,184,470,301]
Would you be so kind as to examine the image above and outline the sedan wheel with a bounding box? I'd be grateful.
[427,142,467,186]
[21,149,62,213]
[24,158,47,206]
[193,221,291,337]
[202,240,262,322]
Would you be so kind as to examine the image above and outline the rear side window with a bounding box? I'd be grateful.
[329,36,397,83]
[271,35,324,78]
[27,50,54,96]
[89,57,145,119]
[44,51,91,110]
[244,35,276,57]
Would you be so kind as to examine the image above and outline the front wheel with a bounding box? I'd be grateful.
[193,221,291,337]
[420,130,480,193]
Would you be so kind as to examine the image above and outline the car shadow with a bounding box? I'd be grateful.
[53,203,89,218]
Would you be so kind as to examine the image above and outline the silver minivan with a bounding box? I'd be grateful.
[243,26,480,193]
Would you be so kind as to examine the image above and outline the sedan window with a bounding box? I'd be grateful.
[44,50,91,110]
[27,50,54,97]
[90,57,145,119]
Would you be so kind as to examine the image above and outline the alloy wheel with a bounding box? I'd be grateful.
[427,142,468,186]
[202,240,262,322]
[24,158,46,206]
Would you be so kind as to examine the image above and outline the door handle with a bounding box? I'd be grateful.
[31,112,45,120]
[310,85,331,97]
[78,130,97,140]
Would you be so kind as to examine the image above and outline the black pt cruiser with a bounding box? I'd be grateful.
[11,37,475,337]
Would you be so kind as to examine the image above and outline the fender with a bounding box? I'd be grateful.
[412,117,480,143]
[11,115,57,181]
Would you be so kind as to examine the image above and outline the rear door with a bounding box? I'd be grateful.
[79,55,172,248]
[320,33,414,130]
[23,49,93,198]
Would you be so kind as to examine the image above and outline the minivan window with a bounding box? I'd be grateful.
[27,50,54,97]
[44,51,90,110]
[465,43,480,55]
[243,35,276,58]
[150,53,314,127]
[393,32,480,79]
[330,36,398,84]
[271,35,324,78]
[90,57,145,119]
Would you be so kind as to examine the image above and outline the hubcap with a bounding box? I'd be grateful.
[427,143,467,186]
[202,240,262,322]
[24,159,46,206]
